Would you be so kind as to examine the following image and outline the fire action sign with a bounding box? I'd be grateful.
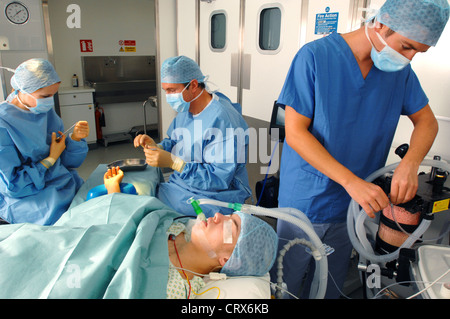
[315,7,339,35]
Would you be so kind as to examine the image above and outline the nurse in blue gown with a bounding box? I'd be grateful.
[271,0,449,298]
[0,59,90,225]
[134,56,251,217]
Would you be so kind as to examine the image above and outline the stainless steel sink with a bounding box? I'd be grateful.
[86,80,156,104]
[83,56,157,104]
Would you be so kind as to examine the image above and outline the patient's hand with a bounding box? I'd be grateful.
[104,166,124,194]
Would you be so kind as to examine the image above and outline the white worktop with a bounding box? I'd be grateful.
[59,86,95,94]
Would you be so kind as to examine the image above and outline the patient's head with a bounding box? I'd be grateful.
[222,212,278,277]
[191,212,278,277]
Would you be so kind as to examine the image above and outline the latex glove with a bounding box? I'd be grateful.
[49,131,66,160]
[104,166,124,194]
[71,121,90,141]
[144,146,185,172]
[134,134,157,149]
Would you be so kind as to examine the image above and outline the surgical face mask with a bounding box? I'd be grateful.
[17,92,54,114]
[165,81,204,113]
[365,24,411,72]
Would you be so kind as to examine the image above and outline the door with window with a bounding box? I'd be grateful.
[241,1,304,121]
[199,0,241,102]
[199,0,303,122]
[196,0,363,122]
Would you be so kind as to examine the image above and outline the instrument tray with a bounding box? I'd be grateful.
[107,158,147,171]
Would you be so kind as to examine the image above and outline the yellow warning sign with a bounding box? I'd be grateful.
[118,40,136,53]
[432,198,449,213]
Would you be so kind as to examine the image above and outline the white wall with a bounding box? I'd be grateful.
[47,0,158,135]
[48,0,156,86]
[155,0,177,137]
[177,0,197,60]
[0,0,48,98]
[367,0,450,163]
[0,69,4,101]
[391,22,450,163]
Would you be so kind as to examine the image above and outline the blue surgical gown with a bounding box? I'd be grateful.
[277,32,429,223]
[156,93,251,217]
[0,101,88,225]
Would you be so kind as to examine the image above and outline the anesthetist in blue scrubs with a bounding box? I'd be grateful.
[0,59,90,225]
[135,56,251,217]
[272,0,449,298]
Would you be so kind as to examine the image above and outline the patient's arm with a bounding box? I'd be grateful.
[104,166,124,194]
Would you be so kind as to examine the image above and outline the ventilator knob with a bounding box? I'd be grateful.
[395,144,409,159]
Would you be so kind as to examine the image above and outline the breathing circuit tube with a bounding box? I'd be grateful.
[192,198,329,299]
[347,159,450,265]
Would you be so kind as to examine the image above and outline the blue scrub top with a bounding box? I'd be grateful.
[277,32,429,223]
[157,93,252,217]
[0,101,88,225]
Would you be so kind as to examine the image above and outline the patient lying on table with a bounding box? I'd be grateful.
[4,167,269,300]
[107,166,277,298]
[103,167,278,299]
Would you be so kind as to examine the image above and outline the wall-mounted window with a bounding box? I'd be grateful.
[259,7,281,52]
[210,11,226,51]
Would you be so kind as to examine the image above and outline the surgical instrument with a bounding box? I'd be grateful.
[56,122,77,142]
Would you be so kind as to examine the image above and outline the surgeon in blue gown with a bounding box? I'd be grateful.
[135,56,251,217]
[0,59,90,225]
[271,0,449,298]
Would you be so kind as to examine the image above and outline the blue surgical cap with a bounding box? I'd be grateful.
[377,0,449,46]
[161,56,206,84]
[221,212,278,277]
[10,58,61,94]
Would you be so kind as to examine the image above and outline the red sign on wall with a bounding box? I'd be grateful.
[124,40,136,46]
[80,39,93,52]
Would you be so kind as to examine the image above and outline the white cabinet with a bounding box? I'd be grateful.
[58,87,96,144]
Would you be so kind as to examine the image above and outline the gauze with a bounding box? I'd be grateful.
[223,219,233,244]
